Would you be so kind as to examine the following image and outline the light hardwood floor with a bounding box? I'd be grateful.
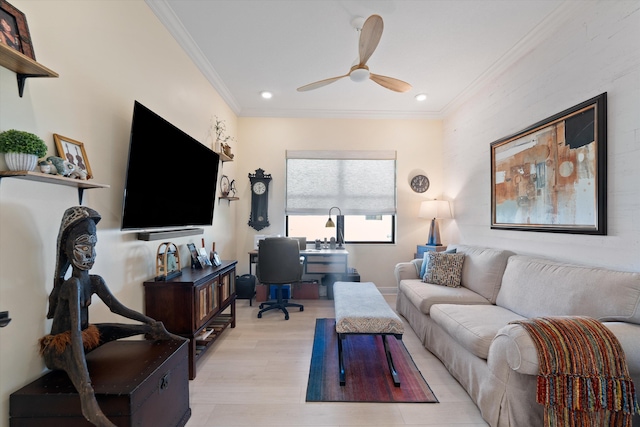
[186,295,489,426]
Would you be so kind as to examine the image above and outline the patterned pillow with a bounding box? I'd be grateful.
[419,248,457,279]
[424,252,465,287]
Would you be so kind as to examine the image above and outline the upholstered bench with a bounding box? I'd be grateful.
[333,281,404,386]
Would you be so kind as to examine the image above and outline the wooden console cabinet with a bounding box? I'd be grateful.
[144,261,237,379]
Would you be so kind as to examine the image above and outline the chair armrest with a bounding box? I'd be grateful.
[394,261,420,285]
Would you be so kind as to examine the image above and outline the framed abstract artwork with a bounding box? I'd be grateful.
[490,93,607,235]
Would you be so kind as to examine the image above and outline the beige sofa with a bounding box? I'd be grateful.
[395,244,640,427]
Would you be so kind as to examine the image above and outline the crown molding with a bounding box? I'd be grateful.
[441,0,584,117]
[237,107,443,120]
[145,0,242,115]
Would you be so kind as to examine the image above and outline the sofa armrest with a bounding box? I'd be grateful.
[394,261,420,285]
[490,322,640,376]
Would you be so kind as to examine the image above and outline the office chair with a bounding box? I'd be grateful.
[256,237,304,320]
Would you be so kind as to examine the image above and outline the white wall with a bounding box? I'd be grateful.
[0,1,237,424]
[442,1,640,270]
[235,117,443,288]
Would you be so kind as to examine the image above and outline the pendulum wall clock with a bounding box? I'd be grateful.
[248,168,272,231]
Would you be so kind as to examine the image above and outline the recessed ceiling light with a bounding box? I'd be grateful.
[260,91,273,99]
[415,93,427,102]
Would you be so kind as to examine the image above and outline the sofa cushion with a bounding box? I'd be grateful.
[448,245,514,304]
[496,256,640,324]
[419,248,457,279]
[398,279,491,315]
[424,252,465,287]
[431,304,525,359]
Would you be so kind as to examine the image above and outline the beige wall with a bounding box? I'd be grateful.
[0,1,238,424]
[235,117,443,288]
[0,2,442,424]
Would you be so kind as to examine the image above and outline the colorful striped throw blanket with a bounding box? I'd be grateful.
[511,316,639,427]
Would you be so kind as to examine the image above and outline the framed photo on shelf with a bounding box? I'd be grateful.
[198,247,212,266]
[211,251,222,267]
[0,0,35,59]
[53,134,93,179]
[187,243,203,269]
[490,93,607,235]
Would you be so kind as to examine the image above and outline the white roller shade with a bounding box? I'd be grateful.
[286,150,397,215]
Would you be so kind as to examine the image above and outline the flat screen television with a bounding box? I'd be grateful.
[121,101,220,231]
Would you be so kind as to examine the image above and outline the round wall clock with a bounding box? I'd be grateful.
[410,174,430,193]
[248,168,272,231]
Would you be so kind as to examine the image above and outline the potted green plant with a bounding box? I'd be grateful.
[0,129,48,171]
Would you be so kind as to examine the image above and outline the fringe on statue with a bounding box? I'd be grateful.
[39,324,101,355]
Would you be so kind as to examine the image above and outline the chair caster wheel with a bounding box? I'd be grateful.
[259,304,264,309]
[257,313,262,318]
[300,307,304,312]
[285,314,289,320]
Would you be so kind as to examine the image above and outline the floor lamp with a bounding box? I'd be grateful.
[418,200,452,246]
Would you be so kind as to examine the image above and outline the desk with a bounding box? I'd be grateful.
[249,249,348,277]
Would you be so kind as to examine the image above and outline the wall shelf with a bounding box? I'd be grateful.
[0,44,59,97]
[218,151,233,162]
[218,196,239,205]
[0,170,109,204]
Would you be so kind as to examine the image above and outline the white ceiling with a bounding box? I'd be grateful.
[149,0,569,119]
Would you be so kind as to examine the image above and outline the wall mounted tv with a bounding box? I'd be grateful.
[121,101,220,237]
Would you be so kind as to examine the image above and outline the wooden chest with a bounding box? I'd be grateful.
[10,339,190,427]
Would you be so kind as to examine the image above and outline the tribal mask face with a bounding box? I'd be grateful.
[72,233,97,270]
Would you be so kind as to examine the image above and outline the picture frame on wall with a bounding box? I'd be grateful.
[54,134,93,179]
[0,0,35,59]
[490,93,607,235]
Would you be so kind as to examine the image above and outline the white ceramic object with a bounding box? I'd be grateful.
[4,152,38,171]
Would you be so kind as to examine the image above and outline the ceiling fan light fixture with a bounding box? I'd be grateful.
[415,93,427,102]
[350,68,370,82]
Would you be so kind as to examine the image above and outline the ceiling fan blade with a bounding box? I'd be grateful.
[370,73,412,93]
[296,74,348,92]
[358,15,383,66]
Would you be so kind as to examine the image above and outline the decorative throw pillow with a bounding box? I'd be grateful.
[420,248,457,281]
[424,252,465,287]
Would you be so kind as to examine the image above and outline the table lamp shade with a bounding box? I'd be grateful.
[418,200,452,219]
[418,200,452,246]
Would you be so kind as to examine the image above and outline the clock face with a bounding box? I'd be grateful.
[253,181,266,195]
[410,175,430,193]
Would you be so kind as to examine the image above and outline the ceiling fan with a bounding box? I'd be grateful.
[296,14,412,93]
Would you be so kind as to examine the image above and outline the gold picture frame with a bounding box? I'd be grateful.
[53,134,93,179]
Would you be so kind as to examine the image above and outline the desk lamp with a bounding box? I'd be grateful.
[325,206,344,248]
[418,200,452,246]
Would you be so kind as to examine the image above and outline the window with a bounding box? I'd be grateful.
[285,150,396,244]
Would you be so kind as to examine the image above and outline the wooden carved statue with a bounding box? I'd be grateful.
[39,206,183,427]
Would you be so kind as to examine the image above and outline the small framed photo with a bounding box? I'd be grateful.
[53,134,93,179]
[198,247,212,266]
[187,243,203,269]
[211,251,222,267]
[0,0,35,59]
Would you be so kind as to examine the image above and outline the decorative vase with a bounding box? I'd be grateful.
[5,152,38,171]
